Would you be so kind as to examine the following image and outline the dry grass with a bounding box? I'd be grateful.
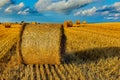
[20,24,62,64]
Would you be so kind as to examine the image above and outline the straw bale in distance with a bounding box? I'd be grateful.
[63,21,68,27]
[20,24,61,64]
[67,20,73,27]
[31,22,37,24]
[82,21,87,24]
[4,22,11,28]
[76,20,80,24]
[63,20,73,27]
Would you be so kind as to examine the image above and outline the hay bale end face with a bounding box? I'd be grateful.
[19,24,61,64]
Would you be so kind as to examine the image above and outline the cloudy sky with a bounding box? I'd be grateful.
[0,0,120,23]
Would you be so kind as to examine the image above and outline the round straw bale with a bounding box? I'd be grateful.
[63,20,73,27]
[4,23,11,28]
[31,22,37,24]
[67,20,73,27]
[82,21,87,24]
[63,21,68,27]
[19,24,61,64]
[76,20,80,24]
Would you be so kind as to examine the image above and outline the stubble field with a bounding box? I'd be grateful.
[0,23,120,80]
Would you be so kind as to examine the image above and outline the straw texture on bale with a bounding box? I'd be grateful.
[20,24,62,64]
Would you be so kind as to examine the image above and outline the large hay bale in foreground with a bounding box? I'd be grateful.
[20,24,62,64]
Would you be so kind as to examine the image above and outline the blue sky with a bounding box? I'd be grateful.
[0,0,120,23]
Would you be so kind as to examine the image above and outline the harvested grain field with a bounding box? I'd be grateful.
[0,23,120,80]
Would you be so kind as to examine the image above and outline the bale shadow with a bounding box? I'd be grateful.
[18,23,27,64]
[63,47,120,64]
[60,25,67,63]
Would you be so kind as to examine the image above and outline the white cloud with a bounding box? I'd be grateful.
[109,13,120,17]
[103,2,120,20]
[35,0,51,12]
[101,11,109,15]
[18,8,30,15]
[74,7,97,16]
[5,2,24,13]
[105,13,120,20]
[105,17,119,20]
[74,1,120,18]
[113,2,120,11]
[35,0,93,13]
[101,2,120,12]
[114,13,120,17]
[0,0,10,8]
[113,2,120,7]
